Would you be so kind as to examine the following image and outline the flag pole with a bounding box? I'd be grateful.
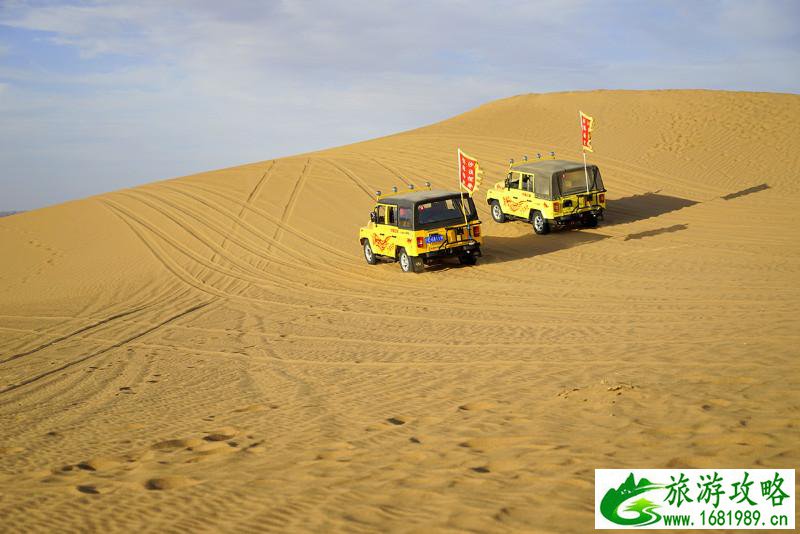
[457,149,471,236]
[583,150,590,193]
[580,112,590,193]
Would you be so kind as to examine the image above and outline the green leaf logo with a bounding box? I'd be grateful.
[600,473,664,526]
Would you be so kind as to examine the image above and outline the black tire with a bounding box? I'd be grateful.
[532,211,550,235]
[458,253,477,266]
[398,248,422,273]
[581,212,598,228]
[490,200,506,223]
[363,240,377,265]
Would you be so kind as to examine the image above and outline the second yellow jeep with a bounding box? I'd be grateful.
[359,186,482,273]
[486,154,606,234]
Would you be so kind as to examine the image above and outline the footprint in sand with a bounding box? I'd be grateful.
[151,438,205,451]
[204,427,238,441]
[458,401,496,411]
[144,476,198,491]
[76,482,117,495]
[232,404,266,413]
[76,457,121,472]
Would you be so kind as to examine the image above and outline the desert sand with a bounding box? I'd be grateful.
[0,90,798,532]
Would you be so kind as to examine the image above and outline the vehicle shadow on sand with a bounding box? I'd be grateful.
[604,191,698,226]
[425,185,769,271]
[479,231,611,265]
[721,183,770,201]
[623,224,688,241]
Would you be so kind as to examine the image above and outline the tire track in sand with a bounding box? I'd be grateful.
[0,293,184,364]
[324,159,375,200]
[211,161,276,265]
[371,157,412,187]
[257,159,310,271]
[0,300,214,400]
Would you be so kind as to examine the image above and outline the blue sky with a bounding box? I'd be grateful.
[1,0,798,211]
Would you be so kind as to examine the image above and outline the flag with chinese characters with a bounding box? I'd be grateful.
[580,110,595,152]
[458,148,482,195]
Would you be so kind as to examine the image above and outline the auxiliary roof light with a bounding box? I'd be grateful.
[408,184,415,190]
[375,190,382,196]
[391,186,398,193]
[509,158,514,165]
[424,181,431,187]
[550,151,555,157]
[523,155,528,162]
[536,153,542,159]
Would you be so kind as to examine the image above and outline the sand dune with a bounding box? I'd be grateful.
[1,90,798,532]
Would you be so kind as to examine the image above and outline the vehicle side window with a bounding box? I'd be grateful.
[398,207,412,228]
[376,205,386,224]
[521,174,533,192]
[386,206,397,225]
[534,174,551,199]
[508,173,520,189]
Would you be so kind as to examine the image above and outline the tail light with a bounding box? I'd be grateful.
[553,202,561,212]
[599,193,605,203]
[472,225,481,237]
[416,237,424,248]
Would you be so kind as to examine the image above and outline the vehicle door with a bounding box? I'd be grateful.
[382,205,399,257]
[503,172,527,217]
[520,174,537,218]
[370,204,393,255]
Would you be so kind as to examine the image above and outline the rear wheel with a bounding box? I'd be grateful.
[581,212,598,228]
[398,249,422,273]
[458,253,477,266]
[532,211,550,235]
[363,240,377,265]
[490,201,506,223]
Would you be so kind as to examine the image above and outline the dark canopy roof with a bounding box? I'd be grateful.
[510,159,589,176]
[377,189,463,208]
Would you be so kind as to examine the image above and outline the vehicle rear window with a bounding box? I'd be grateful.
[416,196,477,226]
[559,167,604,195]
[560,170,588,195]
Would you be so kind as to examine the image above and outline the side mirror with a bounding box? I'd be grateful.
[504,179,510,189]
[370,212,377,223]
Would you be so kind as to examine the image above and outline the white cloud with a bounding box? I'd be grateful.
[0,0,798,210]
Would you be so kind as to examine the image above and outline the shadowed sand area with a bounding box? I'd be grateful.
[1,90,798,532]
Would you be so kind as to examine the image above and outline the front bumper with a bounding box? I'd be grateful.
[421,241,482,261]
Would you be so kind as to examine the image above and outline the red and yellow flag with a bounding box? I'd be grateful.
[458,148,483,195]
[580,110,595,152]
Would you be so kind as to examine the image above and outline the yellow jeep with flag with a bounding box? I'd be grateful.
[486,154,606,234]
[359,185,482,273]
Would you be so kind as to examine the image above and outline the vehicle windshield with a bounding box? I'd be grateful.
[416,195,478,228]
[559,168,604,196]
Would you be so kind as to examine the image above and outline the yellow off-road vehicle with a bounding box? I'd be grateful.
[359,185,482,273]
[486,154,606,234]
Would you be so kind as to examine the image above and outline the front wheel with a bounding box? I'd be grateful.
[532,211,550,235]
[490,200,506,223]
[363,240,377,264]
